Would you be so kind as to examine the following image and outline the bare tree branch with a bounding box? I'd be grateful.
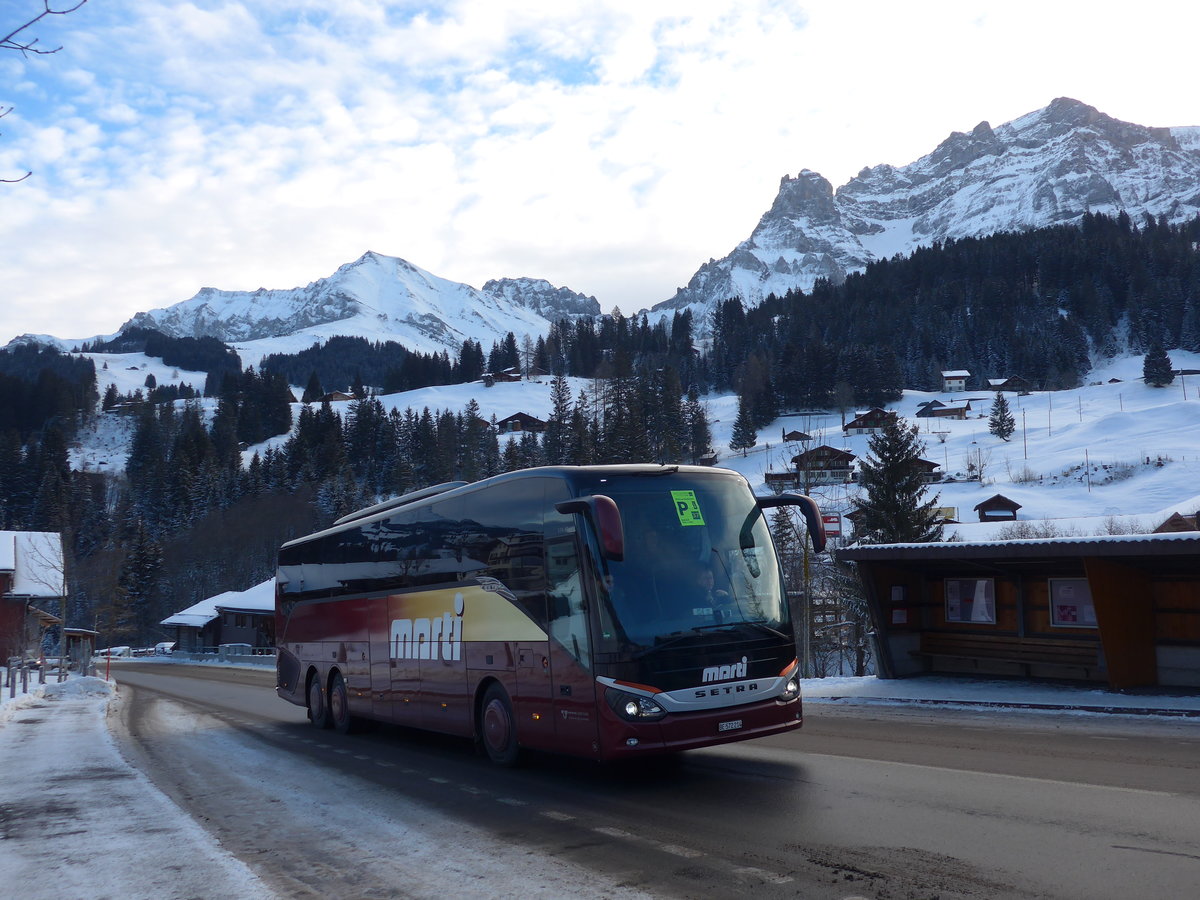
[1,1,87,56]
[0,106,32,182]
[1,2,88,181]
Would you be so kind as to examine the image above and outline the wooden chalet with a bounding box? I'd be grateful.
[1154,512,1199,534]
[781,428,813,442]
[791,445,856,484]
[842,408,897,435]
[495,412,547,434]
[161,579,276,654]
[1,532,66,662]
[914,458,943,483]
[986,375,1034,393]
[484,367,523,384]
[915,399,972,420]
[974,493,1021,522]
[941,370,970,392]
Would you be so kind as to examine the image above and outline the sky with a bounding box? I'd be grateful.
[2,1,1199,345]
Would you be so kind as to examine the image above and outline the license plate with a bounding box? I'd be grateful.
[718,719,743,732]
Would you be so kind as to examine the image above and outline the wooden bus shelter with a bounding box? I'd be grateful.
[840,534,1200,691]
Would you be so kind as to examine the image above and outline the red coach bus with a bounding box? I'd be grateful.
[275,464,825,764]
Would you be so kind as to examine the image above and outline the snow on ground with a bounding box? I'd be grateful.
[0,676,275,900]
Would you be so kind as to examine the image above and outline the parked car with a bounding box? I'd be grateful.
[154,641,176,655]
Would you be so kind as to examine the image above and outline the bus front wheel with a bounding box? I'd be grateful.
[480,683,520,766]
[308,674,331,729]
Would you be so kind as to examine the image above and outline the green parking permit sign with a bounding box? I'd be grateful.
[671,490,705,526]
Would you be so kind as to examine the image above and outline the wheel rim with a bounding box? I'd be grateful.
[483,697,511,754]
[308,679,324,722]
[331,678,347,727]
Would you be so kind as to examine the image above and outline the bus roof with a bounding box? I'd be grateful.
[280,464,746,550]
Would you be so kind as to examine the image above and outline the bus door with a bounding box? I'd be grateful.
[544,510,599,756]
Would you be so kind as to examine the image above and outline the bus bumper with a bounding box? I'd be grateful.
[595,695,803,761]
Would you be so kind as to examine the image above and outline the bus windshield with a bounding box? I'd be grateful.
[578,472,790,651]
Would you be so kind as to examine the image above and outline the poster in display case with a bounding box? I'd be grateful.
[1050,578,1097,628]
[945,578,996,624]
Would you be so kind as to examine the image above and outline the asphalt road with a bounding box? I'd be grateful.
[111,663,1200,899]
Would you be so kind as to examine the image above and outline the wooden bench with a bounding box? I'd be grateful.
[914,632,1100,678]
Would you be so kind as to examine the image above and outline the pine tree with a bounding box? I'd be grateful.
[115,519,164,642]
[304,369,328,405]
[729,398,757,457]
[542,374,572,465]
[567,390,596,465]
[988,392,1016,441]
[685,388,712,464]
[851,417,942,544]
[1143,345,1175,387]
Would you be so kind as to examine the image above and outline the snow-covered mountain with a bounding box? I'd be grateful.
[119,251,599,359]
[653,98,1200,318]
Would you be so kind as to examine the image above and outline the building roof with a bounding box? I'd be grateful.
[0,531,65,598]
[941,370,971,378]
[160,578,275,628]
[974,493,1021,512]
[839,532,1200,578]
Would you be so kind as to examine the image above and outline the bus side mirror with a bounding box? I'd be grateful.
[556,494,625,562]
[756,493,827,553]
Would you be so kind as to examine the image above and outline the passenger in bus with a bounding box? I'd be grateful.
[697,565,735,622]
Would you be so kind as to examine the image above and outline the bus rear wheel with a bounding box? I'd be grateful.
[307,673,330,729]
[480,683,520,766]
[329,671,355,735]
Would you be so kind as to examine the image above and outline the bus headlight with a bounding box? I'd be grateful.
[607,689,667,722]
[778,676,801,702]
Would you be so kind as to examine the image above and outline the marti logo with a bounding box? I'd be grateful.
[702,656,748,683]
[390,593,464,661]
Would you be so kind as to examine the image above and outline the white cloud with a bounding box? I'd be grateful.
[2,0,1198,342]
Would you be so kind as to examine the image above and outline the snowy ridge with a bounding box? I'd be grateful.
[120,251,599,358]
[654,98,1200,320]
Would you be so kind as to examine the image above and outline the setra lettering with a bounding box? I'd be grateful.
[694,682,758,698]
[391,592,465,661]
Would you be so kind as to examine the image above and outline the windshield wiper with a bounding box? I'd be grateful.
[631,465,679,477]
[737,619,789,641]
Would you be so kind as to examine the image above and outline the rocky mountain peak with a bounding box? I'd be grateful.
[652,98,1200,324]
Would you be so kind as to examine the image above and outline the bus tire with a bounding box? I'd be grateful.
[480,683,520,766]
[329,671,355,735]
[307,672,331,729]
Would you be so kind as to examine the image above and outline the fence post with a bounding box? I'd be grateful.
[21,664,28,694]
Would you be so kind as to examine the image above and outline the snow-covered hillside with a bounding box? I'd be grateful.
[73,350,1200,540]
